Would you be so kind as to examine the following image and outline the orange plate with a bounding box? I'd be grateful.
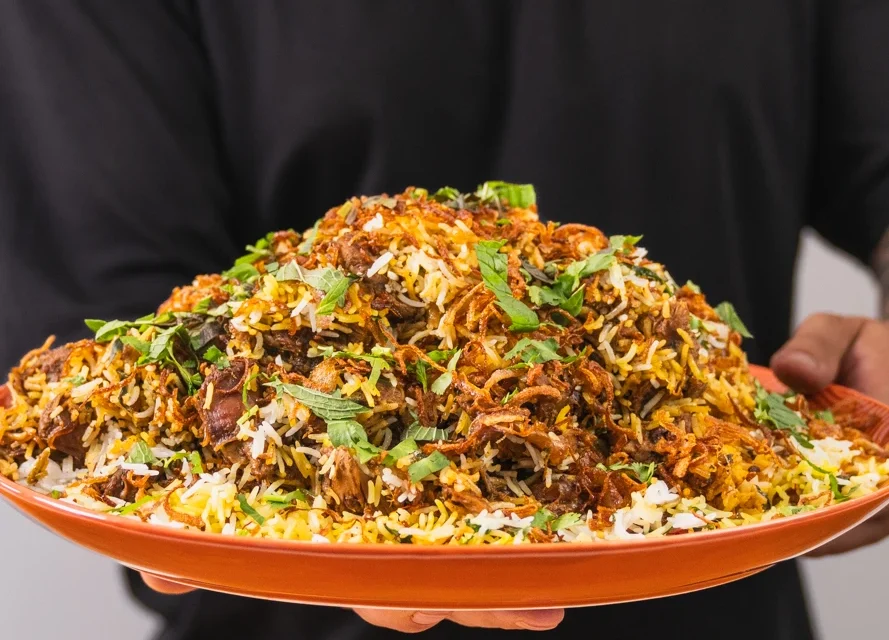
[1,365,889,610]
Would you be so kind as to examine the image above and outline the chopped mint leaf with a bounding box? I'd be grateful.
[715,301,753,339]
[476,240,540,331]
[609,235,643,251]
[430,349,462,395]
[127,441,156,465]
[504,338,562,365]
[407,451,450,482]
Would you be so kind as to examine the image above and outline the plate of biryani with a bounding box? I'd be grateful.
[1,182,888,610]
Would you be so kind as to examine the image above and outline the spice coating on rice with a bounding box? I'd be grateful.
[1,183,888,544]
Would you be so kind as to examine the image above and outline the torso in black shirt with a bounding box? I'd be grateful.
[1,2,888,639]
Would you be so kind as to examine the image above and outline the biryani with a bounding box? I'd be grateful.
[1,183,888,544]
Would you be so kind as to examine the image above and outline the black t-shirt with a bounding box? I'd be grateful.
[1,2,888,639]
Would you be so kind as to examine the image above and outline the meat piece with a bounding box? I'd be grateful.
[366,276,426,322]
[532,477,587,515]
[445,488,490,515]
[218,441,278,483]
[38,397,88,465]
[37,346,72,382]
[263,329,310,355]
[338,238,375,275]
[95,468,144,502]
[324,447,366,512]
[653,300,691,347]
[376,383,405,407]
[198,358,257,451]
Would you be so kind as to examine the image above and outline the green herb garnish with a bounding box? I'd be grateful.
[475,240,540,331]
[163,451,204,474]
[631,265,664,283]
[504,338,562,365]
[815,410,835,424]
[266,380,368,422]
[550,512,583,530]
[754,384,813,448]
[109,494,158,516]
[531,508,555,528]
[297,220,321,255]
[384,438,419,465]
[476,181,536,208]
[327,420,381,463]
[430,349,462,395]
[222,263,260,283]
[715,301,753,339]
[596,461,657,483]
[609,235,643,251]
[127,441,156,465]
[405,421,449,442]
[202,345,230,369]
[528,250,615,317]
[413,360,429,392]
[262,489,307,506]
[237,494,266,525]
[407,451,451,482]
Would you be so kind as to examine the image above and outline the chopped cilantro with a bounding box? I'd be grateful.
[551,512,583,530]
[202,345,230,369]
[531,508,555,528]
[815,410,835,424]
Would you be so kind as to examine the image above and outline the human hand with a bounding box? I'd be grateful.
[771,313,889,556]
[140,573,565,632]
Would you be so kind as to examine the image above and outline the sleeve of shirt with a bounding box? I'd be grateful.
[808,0,889,265]
[0,0,239,373]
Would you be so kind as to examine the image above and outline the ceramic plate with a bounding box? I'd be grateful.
[2,365,888,610]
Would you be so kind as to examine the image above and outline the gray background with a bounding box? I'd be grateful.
[1,229,886,639]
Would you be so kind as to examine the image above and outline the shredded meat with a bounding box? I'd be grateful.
[37,397,89,465]
[198,358,257,452]
[95,469,146,502]
[324,447,366,512]
[36,346,72,382]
